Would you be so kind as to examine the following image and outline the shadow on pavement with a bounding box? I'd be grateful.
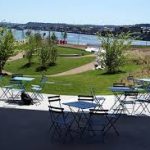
[0,108,150,150]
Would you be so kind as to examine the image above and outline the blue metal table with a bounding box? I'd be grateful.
[13,77,35,81]
[63,101,97,137]
[109,86,138,113]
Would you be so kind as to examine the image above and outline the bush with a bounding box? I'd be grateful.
[97,33,131,73]
[0,28,14,74]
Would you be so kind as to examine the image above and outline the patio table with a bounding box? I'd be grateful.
[136,78,150,82]
[13,77,35,82]
[1,76,35,100]
[63,101,97,136]
[13,76,35,88]
[11,76,35,100]
[136,78,150,91]
[109,86,138,112]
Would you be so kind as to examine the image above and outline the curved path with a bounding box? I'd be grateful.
[49,61,95,77]
[8,51,25,62]
[2,52,25,75]
[3,51,95,76]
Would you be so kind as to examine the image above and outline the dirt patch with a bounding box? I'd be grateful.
[130,47,150,55]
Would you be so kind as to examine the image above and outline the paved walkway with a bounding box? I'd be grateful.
[1,108,150,150]
[0,91,150,150]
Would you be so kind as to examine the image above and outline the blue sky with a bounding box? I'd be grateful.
[0,0,150,25]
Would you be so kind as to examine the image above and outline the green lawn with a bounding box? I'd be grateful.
[14,44,90,55]
[2,63,142,95]
[41,64,141,95]
[5,56,95,75]
[57,46,90,55]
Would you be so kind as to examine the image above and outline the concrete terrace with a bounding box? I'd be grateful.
[0,91,150,150]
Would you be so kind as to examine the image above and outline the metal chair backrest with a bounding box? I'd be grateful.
[78,95,94,102]
[11,74,23,78]
[40,75,48,88]
[48,95,62,108]
[90,87,105,109]
[48,106,65,124]
[113,82,126,87]
[133,79,144,88]
[89,109,109,127]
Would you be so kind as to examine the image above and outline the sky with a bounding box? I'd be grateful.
[0,0,150,25]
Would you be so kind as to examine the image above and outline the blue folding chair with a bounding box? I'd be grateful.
[1,74,25,100]
[48,106,74,142]
[31,75,48,101]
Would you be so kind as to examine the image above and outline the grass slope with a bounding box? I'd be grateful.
[2,64,142,95]
[5,56,94,75]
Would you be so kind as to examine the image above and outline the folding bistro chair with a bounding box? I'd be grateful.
[86,108,121,142]
[113,82,126,87]
[48,95,72,122]
[120,90,139,115]
[112,83,137,115]
[135,92,150,114]
[48,95,62,107]
[1,74,25,100]
[11,74,23,78]
[127,75,143,89]
[77,95,95,118]
[103,108,122,137]
[78,95,94,102]
[110,83,126,110]
[31,75,48,101]
[90,87,105,109]
[48,106,73,142]
[0,75,6,99]
[10,74,25,100]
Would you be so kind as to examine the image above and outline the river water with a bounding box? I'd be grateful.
[12,29,150,46]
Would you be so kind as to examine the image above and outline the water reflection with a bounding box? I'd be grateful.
[12,29,150,46]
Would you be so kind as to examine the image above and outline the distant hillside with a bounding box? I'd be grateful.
[0,22,150,41]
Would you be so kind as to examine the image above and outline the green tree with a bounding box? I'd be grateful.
[0,28,14,74]
[37,33,58,70]
[61,31,67,41]
[34,33,42,50]
[26,34,36,66]
[48,43,57,66]
[46,33,58,66]
[38,45,50,70]
[97,33,131,73]
[26,33,42,66]
[51,32,57,42]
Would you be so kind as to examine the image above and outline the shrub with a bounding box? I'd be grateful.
[0,28,14,74]
[97,33,131,73]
